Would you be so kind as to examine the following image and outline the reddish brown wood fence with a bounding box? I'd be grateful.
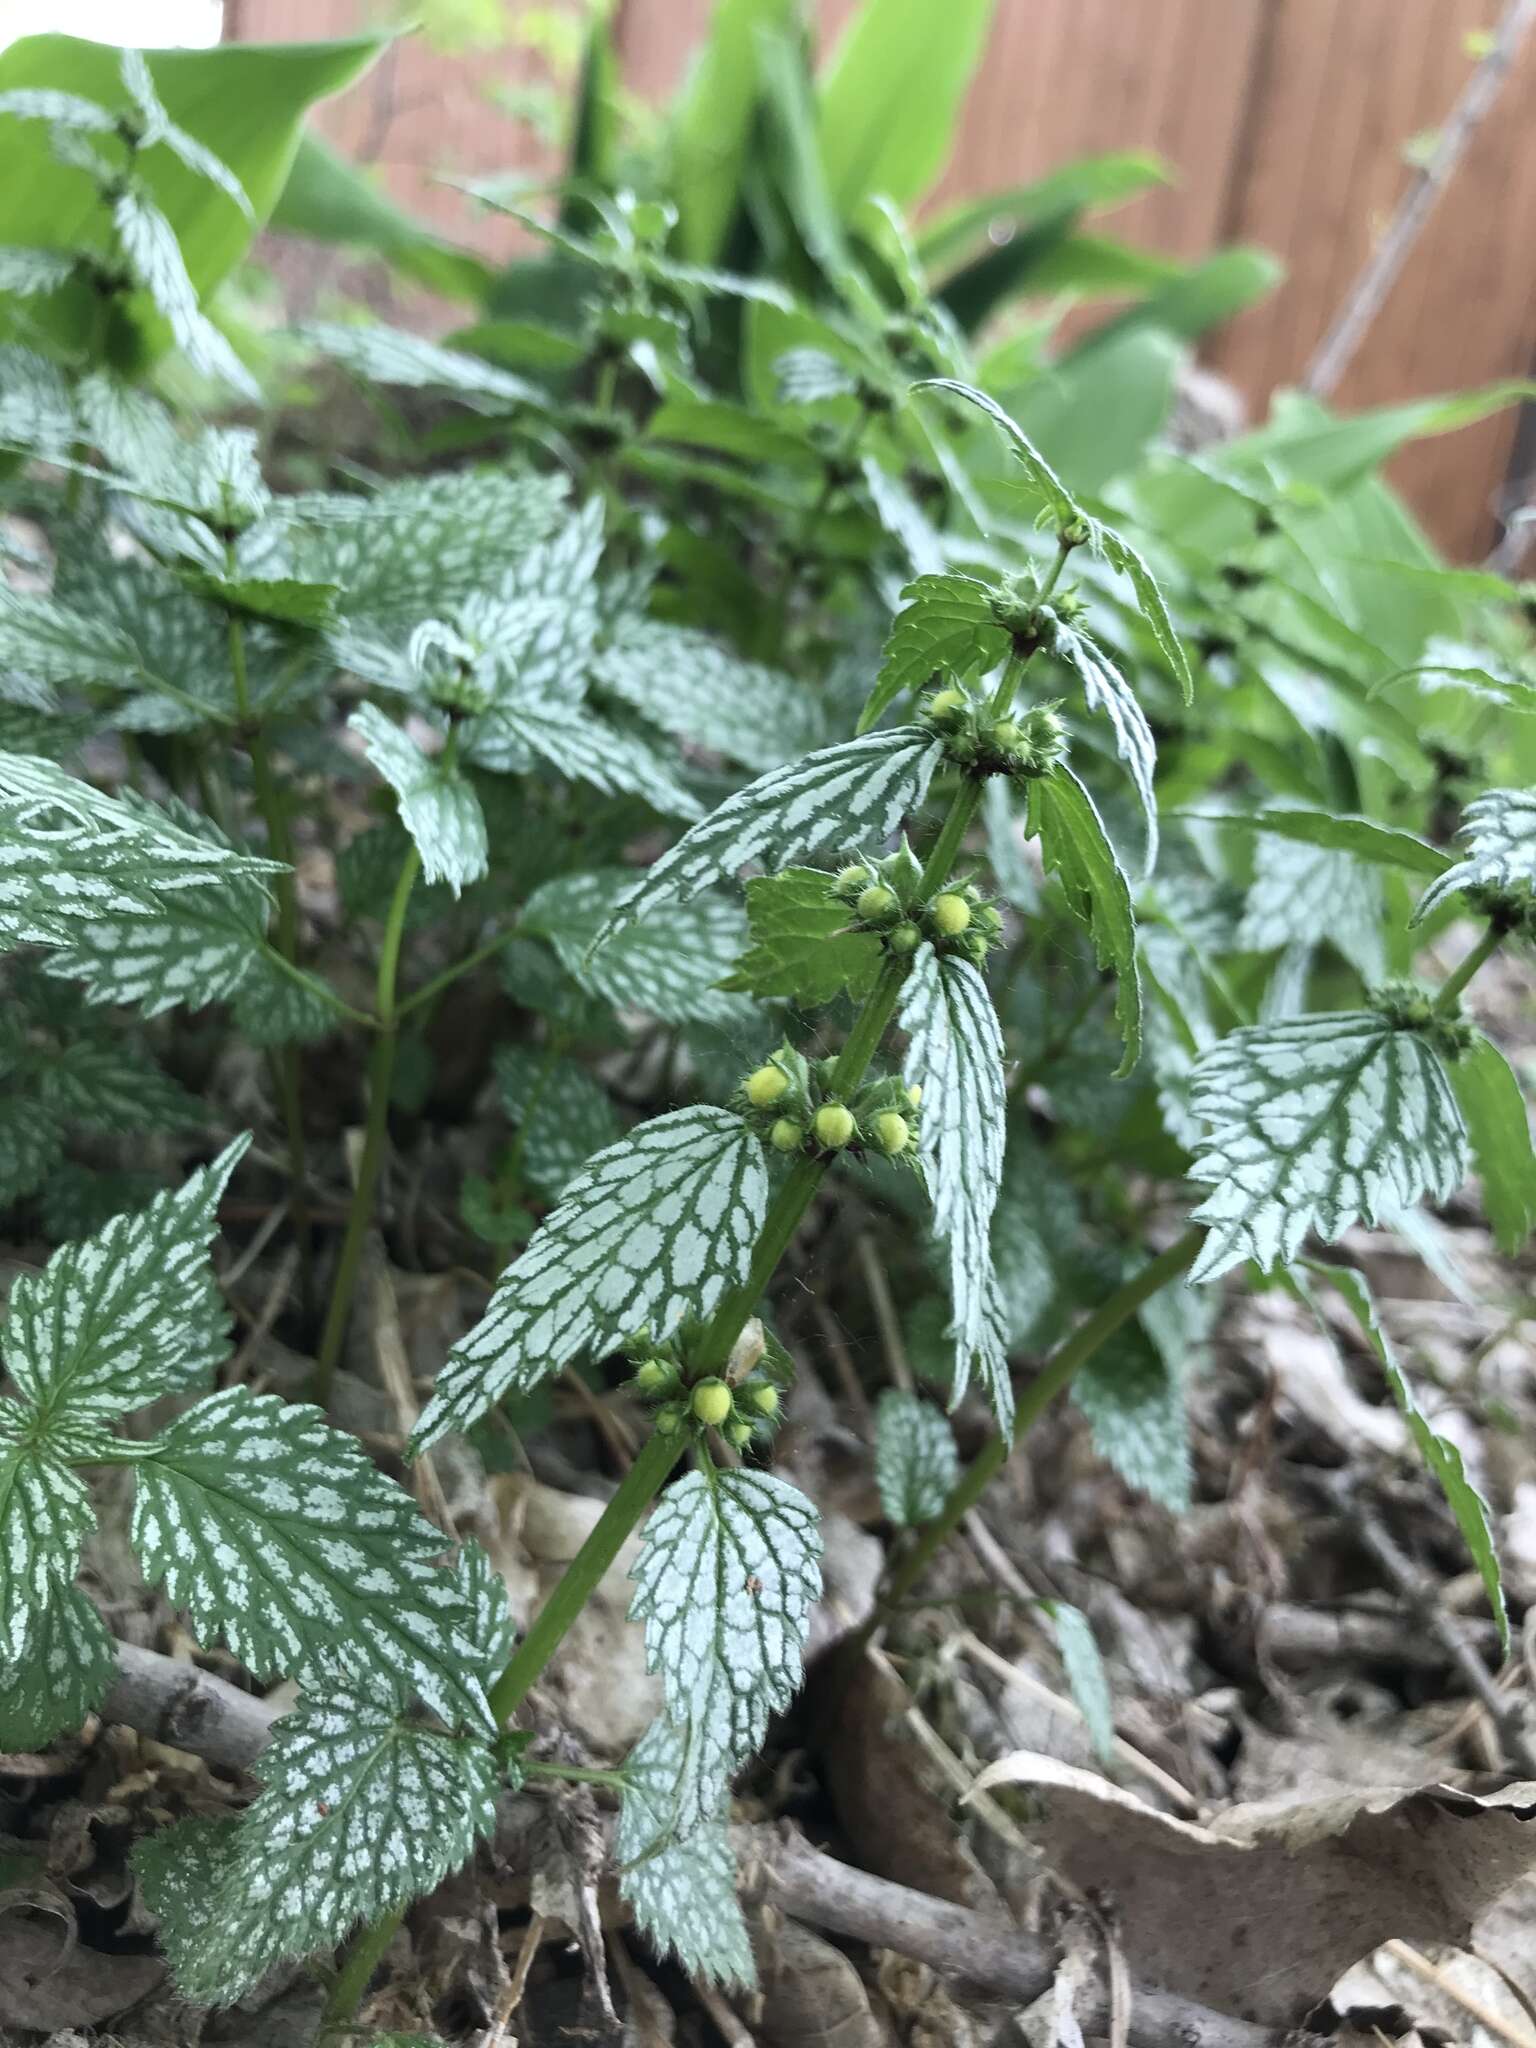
[229,0,1536,561]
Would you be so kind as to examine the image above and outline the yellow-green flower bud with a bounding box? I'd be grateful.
[656,1403,686,1434]
[770,1118,805,1153]
[836,863,871,893]
[889,920,922,954]
[634,1359,671,1394]
[690,1378,733,1427]
[906,1083,922,1108]
[725,1419,755,1449]
[745,1063,790,1108]
[873,1111,911,1156]
[748,1383,780,1418]
[927,686,966,721]
[931,892,972,937]
[857,884,899,924]
[813,1102,856,1149]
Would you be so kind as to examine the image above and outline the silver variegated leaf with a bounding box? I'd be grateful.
[134,1687,499,2005]
[132,1388,491,1731]
[299,320,544,411]
[0,88,116,129]
[899,945,1010,1425]
[3,1138,243,1425]
[120,49,254,221]
[0,1096,64,1206]
[349,703,488,895]
[1188,1012,1468,1284]
[0,245,76,296]
[628,1468,821,1836]
[0,1407,95,1661]
[111,190,258,401]
[874,1388,959,1526]
[497,494,605,605]
[775,346,859,404]
[1414,788,1536,924]
[616,1717,755,1989]
[472,694,701,820]
[593,617,824,771]
[1238,832,1385,985]
[413,1107,769,1451]
[0,587,139,685]
[522,868,749,1026]
[1048,615,1158,874]
[457,1538,517,1689]
[0,1583,115,1750]
[494,1044,622,1198]
[591,728,942,948]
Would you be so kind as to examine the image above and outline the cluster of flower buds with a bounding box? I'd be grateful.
[411,617,496,719]
[1368,979,1476,1060]
[1465,880,1536,943]
[626,1335,784,1452]
[830,843,1003,967]
[737,1043,922,1165]
[920,681,1068,782]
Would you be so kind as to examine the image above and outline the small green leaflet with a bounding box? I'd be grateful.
[299,320,546,411]
[1451,1037,1536,1253]
[616,1717,755,1990]
[1307,1263,1507,1650]
[721,867,884,1006]
[1046,1602,1114,1764]
[0,1411,95,1661]
[594,617,825,770]
[858,573,1007,733]
[350,704,488,895]
[180,570,339,629]
[1190,808,1452,880]
[0,1584,115,1750]
[1238,834,1385,985]
[2,1138,245,1425]
[132,1388,492,1732]
[0,1098,65,1207]
[1073,1326,1191,1512]
[495,1044,622,1199]
[0,588,139,684]
[1188,1012,1468,1284]
[1047,615,1158,875]
[914,377,1192,701]
[1026,767,1142,1073]
[456,1539,518,1691]
[874,1389,959,1526]
[589,728,943,948]
[775,346,860,404]
[898,945,1012,1429]
[1414,788,1536,924]
[0,245,76,295]
[522,869,750,1026]
[413,1108,769,1451]
[628,1468,822,1837]
[0,753,281,951]
[135,1687,500,2004]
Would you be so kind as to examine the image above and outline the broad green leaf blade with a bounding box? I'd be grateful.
[617,1717,755,1988]
[1414,788,1536,924]
[594,618,824,771]
[350,703,488,895]
[721,866,883,1006]
[859,573,1007,733]
[0,1408,94,1660]
[898,945,1011,1427]
[1073,1326,1191,1511]
[132,1388,491,1731]
[1191,808,1451,880]
[135,1687,499,2005]
[0,1584,114,1750]
[817,0,995,214]
[1048,616,1157,873]
[3,1137,245,1425]
[298,319,545,410]
[120,48,254,224]
[669,0,794,261]
[590,728,942,948]
[1237,834,1385,985]
[1046,1602,1114,1763]
[1312,1263,1507,1650]
[413,1108,770,1452]
[1188,1013,1468,1284]
[1452,1037,1536,1254]
[629,1468,821,1835]
[873,1388,959,1526]
[495,1044,622,1200]
[523,869,750,1026]
[272,133,493,301]
[1027,767,1142,1073]
[0,752,281,951]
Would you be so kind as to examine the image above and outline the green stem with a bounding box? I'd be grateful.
[311,845,420,1406]
[872,1226,1204,1623]
[396,925,519,1023]
[524,1759,628,1791]
[320,1904,403,2036]
[1432,924,1501,1014]
[257,941,379,1033]
[488,1428,682,1723]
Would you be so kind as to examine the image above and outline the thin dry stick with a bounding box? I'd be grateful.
[1304,0,1536,396]
[371,1257,455,1534]
[1383,1939,1536,2048]
[857,1232,914,1393]
[483,1911,544,2048]
[229,1244,298,1384]
[690,1974,756,2046]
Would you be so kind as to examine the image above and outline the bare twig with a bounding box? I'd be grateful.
[857,1233,914,1393]
[103,1642,275,1772]
[483,1911,543,2047]
[1304,0,1536,396]
[1383,1940,1536,2048]
[691,1973,755,2045]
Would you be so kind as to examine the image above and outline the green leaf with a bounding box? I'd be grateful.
[859,574,1008,734]
[413,1108,770,1452]
[1452,1037,1536,1254]
[919,153,1166,274]
[473,695,703,823]
[1046,614,1157,873]
[111,186,258,400]
[617,1717,755,1988]
[1073,1324,1191,1512]
[132,1387,491,1732]
[15,1032,200,1137]
[873,1388,959,1525]
[350,703,488,896]
[721,866,883,1006]
[523,869,750,1026]
[0,1407,94,1661]
[135,1685,499,2005]
[0,751,281,952]
[1192,807,1452,880]
[1027,767,1142,1073]
[179,570,339,629]
[1045,1601,1114,1762]
[1414,788,1536,924]
[1237,833,1385,985]
[298,319,545,411]
[589,728,942,948]
[0,243,74,294]
[594,617,824,771]
[817,0,996,215]
[0,1584,114,1750]
[629,1467,821,1835]
[898,944,1012,1428]
[1188,1013,1468,1284]
[0,586,140,684]
[272,132,493,302]
[2,1137,244,1426]
[669,0,795,261]
[495,1044,622,1199]
[0,1096,64,1206]
[1311,1262,1507,1650]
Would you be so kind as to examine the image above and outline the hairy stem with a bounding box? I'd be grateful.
[1432,923,1501,1013]
[311,844,420,1405]
[320,1903,404,2035]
